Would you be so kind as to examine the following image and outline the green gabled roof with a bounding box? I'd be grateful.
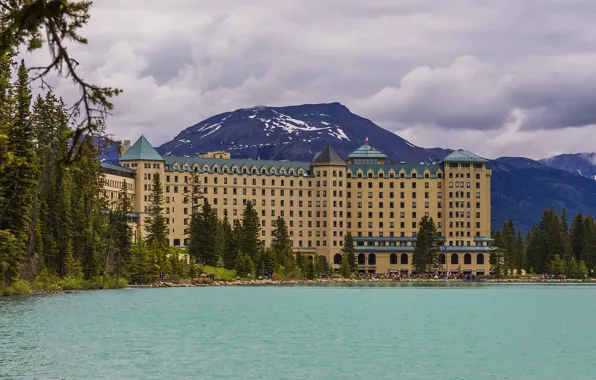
[313,145,346,165]
[347,163,442,178]
[163,156,313,176]
[347,144,388,159]
[120,135,164,161]
[441,150,488,163]
[100,162,135,173]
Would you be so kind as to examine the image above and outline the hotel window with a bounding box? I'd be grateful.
[476,192,480,198]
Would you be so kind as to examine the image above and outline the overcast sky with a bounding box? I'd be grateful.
[28,0,596,159]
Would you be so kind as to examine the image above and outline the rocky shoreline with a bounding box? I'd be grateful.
[134,277,596,288]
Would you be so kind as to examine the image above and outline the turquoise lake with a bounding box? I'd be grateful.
[2,283,596,379]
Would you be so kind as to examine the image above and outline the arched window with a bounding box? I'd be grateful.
[358,253,366,265]
[477,254,485,265]
[390,253,398,265]
[308,255,313,262]
[400,253,408,265]
[451,254,459,265]
[333,254,342,265]
[369,253,376,265]
[464,253,472,265]
[439,254,446,265]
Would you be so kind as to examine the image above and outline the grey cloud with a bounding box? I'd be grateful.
[24,0,596,158]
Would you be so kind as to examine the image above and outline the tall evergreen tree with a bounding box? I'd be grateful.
[0,61,37,284]
[241,201,261,262]
[187,200,219,266]
[106,180,133,280]
[271,216,294,270]
[490,230,506,277]
[515,231,526,274]
[220,210,233,267]
[581,215,596,271]
[340,254,351,278]
[340,232,356,272]
[525,225,541,274]
[570,213,585,261]
[412,216,441,273]
[501,220,516,274]
[225,218,243,270]
[145,173,168,248]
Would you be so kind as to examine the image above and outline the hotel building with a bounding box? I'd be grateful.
[102,136,493,275]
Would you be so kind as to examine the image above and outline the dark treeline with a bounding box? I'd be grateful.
[0,56,193,296]
[492,208,596,278]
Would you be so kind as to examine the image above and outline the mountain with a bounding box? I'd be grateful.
[488,157,596,233]
[156,102,596,233]
[540,153,596,180]
[158,102,443,163]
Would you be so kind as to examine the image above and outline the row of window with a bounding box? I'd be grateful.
[333,252,486,266]
[347,220,479,230]
[103,179,133,190]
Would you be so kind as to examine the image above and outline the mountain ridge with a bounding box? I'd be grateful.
[154,102,596,233]
[540,153,596,180]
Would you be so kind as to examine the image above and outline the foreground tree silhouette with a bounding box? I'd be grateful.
[0,0,121,161]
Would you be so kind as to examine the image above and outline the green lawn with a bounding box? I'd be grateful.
[202,266,237,281]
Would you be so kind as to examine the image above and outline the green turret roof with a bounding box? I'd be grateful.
[441,150,488,163]
[120,135,164,161]
[347,144,388,159]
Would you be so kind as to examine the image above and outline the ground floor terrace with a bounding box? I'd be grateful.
[332,249,492,275]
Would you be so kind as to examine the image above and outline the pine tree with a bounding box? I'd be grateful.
[188,200,218,266]
[220,210,234,268]
[412,216,441,273]
[548,254,565,276]
[225,219,243,269]
[515,231,526,274]
[145,173,168,248]
[0,60,37,284]
[184,167,204,214]
[501,220,516,274]
[559,207,572,260]
[340,254,351,278]
[241,201,261,262]
[490,230,505,277]
[525,225,542,274]
[106,180,133,280]
[570,213,584,261]
[263,247,276,276]
[340,232,356,272]
[315,255,330,276]
[271,216,294,271]
[304,259,315,279]
[581,215,596,271]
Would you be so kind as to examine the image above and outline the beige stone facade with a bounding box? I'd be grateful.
[102,136,493,275]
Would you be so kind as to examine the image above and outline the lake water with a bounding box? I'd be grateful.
[2,283,596,379]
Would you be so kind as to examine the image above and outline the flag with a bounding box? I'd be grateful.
[365,136,368,143]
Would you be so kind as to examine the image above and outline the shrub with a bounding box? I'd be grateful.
[11,280,31,295]
[32,267,61,291]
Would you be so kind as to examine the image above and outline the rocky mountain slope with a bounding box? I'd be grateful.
[158,103,444,163]
[540,153,596,180]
